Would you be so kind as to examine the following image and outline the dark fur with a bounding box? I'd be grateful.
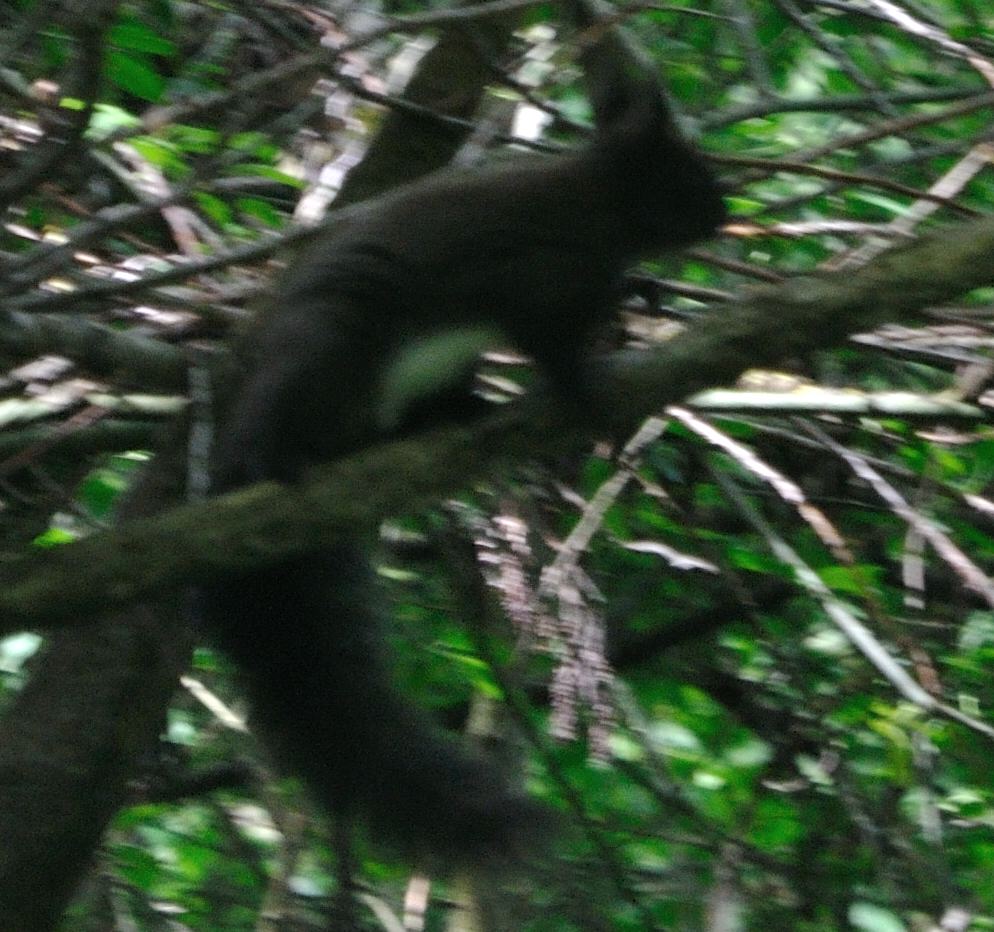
[207,17,726,866]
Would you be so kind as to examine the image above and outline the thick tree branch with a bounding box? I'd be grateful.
[2,213,994,634]
[0,311,189,389]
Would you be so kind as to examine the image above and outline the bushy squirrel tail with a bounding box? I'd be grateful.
[206,547,549,865]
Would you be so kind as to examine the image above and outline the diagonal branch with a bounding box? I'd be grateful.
[3,213,994,634]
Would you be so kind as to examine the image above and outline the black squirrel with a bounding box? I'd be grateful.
[207,4,726,867]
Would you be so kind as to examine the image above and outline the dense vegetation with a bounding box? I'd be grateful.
[2,0,994,929]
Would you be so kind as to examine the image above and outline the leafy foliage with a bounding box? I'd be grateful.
[3,0,994,929]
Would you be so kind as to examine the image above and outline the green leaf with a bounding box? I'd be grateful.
[79,468,129,519]
[748,796,803,851]
[195,192,233,226]
[113,845,161,890]
[848,902,907,932]
[86,103,141,140]
[105,50,165,102]
[169,124,221,154]
[228,164,303,187]
[128,136,187,176]
[848,191,909,216]
[108,21,176,57]
[229,133,279,157]
[818,564,882,595]
[32,527,76,547]
[237,196,284,228]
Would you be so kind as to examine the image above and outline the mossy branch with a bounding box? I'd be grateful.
[3,214,994,633]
